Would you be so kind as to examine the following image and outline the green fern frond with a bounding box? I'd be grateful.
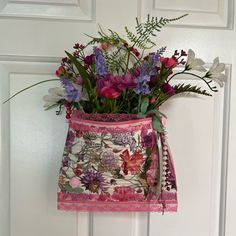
[86,26,126,47]
[174,83,212,96]
[125,14,187,49]
[103,49,127,73]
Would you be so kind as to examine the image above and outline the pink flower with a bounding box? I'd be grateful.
[149,97,156,104]
[69,177,80,188]
[96,73,137,99]
[109,74,136,91]
[160,57,177,69]
[161,83,176,96]
[73,165,82,177]
[100,42,111,51]
[100,87,121,99]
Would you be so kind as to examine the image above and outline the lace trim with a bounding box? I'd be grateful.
[72,110,142,122]
[58,192,177,202]
[70,122,153,134]
[58,201,178,212]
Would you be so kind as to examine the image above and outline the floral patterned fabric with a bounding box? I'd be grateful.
[57,111,177,212]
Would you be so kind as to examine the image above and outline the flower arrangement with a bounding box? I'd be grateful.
[6,14,226,130]
[5,15,226,212]
[39,14,226,132]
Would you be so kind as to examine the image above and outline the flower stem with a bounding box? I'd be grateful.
[168,71,217,92]
[138,95,142,112]
[166,69,186,82]
[125,50,131,73]
[3,79,60,104]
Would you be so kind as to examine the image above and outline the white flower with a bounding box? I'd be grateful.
[186,49,206,72]
[72,83,89,101]
[207,57,226,87]
[43,87,65,107]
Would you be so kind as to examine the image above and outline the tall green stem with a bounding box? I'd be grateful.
[3,79,60,104]
[125,50,131,73]
[138,95,142,112]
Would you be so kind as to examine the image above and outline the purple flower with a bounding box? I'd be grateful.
[135,82,150,95]
[141,128,156,148]
[106,74,137,91]
[60,78,81,102]
[94,47,108,76]
[161,83,176,96]
[62,158,69,167]
[149,53,160,76]
[135,65,151,95]
[101,151,118,171]
[80,170,106,193]
[76,153,85,162]
[65,130,75,148]
[113,133,137,151]
[136,74,150,83]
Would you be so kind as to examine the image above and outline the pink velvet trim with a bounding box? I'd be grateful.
[69,115,153,134]
[57,192,177,212]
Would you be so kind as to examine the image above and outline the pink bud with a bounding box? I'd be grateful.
[69,177,80,188]
[76,76,83,85]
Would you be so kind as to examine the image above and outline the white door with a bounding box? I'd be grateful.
[0,1,235,236]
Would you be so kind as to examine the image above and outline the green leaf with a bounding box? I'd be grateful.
[146,109,166,118]
[3,79,60,104]
[66,51,100,111]
[140,97,149,114]
[65,51,92,96]
[152,115,164,133]
[137,112,146,118]
[63,182,84,193]
[173,83,212,96]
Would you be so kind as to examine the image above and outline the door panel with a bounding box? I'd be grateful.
[0,0,235,235]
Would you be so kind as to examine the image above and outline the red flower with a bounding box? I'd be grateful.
[160,57,177,69]
[73,43,85,49]
[61,57,68,63]
[84,54,95,65]
[120,150,144,175]
[131,47,140,57]
[73,165,82,177]
[100,87,121,99]
[55,66,65,76]
[181,50,187,56]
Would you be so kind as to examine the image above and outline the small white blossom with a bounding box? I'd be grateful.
[186,49,206,72]
[72,83,89,101]
[207,57,226,87]
[43,87,65,107]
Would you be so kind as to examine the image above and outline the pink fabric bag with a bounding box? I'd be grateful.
[57,111,177,212]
